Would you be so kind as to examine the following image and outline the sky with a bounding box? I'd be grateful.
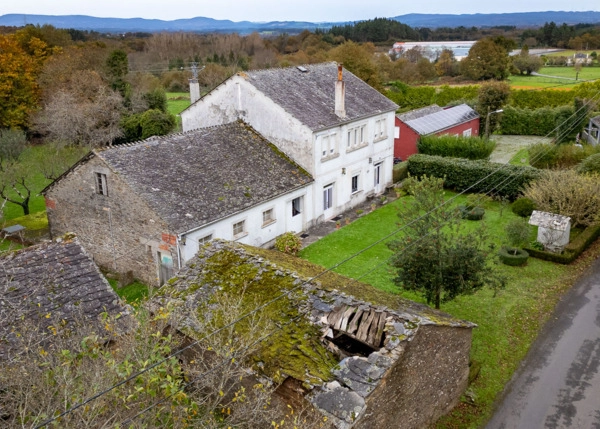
[1,1,599,23]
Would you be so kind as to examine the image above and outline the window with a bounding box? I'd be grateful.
[321,133,338,158]
[374,118,387,141]
[323,184,333,210]
[463,129,472,137]
[262,208,275,226]
[351,174,360,193]
[233,220,246,238]
[347,125,367,149]
[198,234,213,246]
[95,172,108,196]
[292,197,302,217]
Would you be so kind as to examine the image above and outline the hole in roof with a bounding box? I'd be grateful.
[327,331,377,358]
[297,66,308,73]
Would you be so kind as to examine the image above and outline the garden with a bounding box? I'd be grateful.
[299,184,600,428]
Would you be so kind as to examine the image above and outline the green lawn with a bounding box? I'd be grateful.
[300,193,600,428]
[166,92,191,132]
[509,66,600,89]
[509,148,530,166]
[107,278,150,306]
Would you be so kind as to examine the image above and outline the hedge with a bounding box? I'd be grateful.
[393,161,409,183]
[407,154,541,199]
[386,82,478,111]
[509,88,575,109]
[524,223,600,264]
[499,105,577,137]
[418,135,496,160]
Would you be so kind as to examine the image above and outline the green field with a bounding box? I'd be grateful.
[509,65,600,89]
[300,193,600,428]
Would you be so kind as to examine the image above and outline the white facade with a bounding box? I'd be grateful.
[177,186,312,264]
[181,75,396,224]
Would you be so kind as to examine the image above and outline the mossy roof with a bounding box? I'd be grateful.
[152,240,473,386]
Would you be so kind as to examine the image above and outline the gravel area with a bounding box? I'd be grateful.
[489,135,553,164]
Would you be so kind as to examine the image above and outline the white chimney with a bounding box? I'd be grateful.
[189,78,200,104]
[335,63,346,119]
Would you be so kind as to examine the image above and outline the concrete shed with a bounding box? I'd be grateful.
[529,210,571,253]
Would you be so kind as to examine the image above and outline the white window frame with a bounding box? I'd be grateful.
[95,172,108,196]
[347,124,367,151]
[351,174,360,194]
[262,208,276,227]
[321,133,338,159]
[374,118,388,141]
[323,184,334,210]
[232,220,247,239]
[462,129,472,137]
[292,197,302,217]
[198,234,213,246]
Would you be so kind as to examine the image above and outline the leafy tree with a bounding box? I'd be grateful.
[435,48,458,77]
[512,45,543,75]
[0,129,27,161]
[328,41,380,89]
[504,218,531,254]
[477,80,511,135]
[460,37,510,80]
[0,35,41,129]
[120,109,176,142]
[106,49,130,98]
[387,176,504,309]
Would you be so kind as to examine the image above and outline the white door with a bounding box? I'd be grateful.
[287,196,304,233]
[373,163,384,194]
[323,184,334,219]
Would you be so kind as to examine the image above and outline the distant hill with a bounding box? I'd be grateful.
[393,11,600,28]
[0,11,599,33]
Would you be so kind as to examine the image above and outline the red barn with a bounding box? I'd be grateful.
[394,104,480,161]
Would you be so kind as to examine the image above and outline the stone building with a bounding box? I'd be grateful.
[150,240,475,429]
[43,122,313,285]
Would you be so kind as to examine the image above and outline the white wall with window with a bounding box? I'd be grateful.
[177,185,314,263]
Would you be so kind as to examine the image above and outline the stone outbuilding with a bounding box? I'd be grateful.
[0,237,131,360]
[42,121,314,286]
[529,210,572,253]
[150,240,475,429]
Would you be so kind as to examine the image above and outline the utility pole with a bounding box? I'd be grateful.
[485,108,504,140]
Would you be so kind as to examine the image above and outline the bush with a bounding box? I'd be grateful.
[393,161,409,183]
[577,153,600,175]
[509,89,575,109]
[498,246,529,266]
[459,206,485,220]
[523,170,600,227]
[274,232,302,256]
[511,197,536,217]
[407,154,541,200]
[528,142,600,169]
[505,218,531,249]
[418,135,496,160]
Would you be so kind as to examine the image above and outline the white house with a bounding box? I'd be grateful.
[181,62,399,223]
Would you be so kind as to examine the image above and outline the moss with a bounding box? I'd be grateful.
[2,211,48,231]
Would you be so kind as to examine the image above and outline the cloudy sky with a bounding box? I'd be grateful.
[1,0,598,22]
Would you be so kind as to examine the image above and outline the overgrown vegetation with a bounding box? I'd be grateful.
[528,142,600,169]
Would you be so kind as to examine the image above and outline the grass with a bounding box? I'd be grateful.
[509,148,530,166]
[299,193,600,428]
[508,65,600,89]
[107,278,150,306]
[166,92,191,132]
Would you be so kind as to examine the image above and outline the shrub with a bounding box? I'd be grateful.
[418,135,496,160]
[577,153,600,175]
[498,246,529,266]
[274,232,302,256]
[393,161,409,183]
[407,154,541,200]
[511,197,536,217]
[528,143,600,169]
[459,206,485,220]
[525,223,600,264]
[509,88,575,109]
[522,170,600,227]
[505,218,531,250]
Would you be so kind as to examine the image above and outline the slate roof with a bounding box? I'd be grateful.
[400,104,480,136]
[0,239,130,357]
[237,62,398,131]
[96,121,313,234]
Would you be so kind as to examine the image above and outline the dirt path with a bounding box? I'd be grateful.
[489,135,553,164]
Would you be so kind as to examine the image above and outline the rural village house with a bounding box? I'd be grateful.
[151,240,476,429]
[394,104,480,161]
[0,237,131,360]
[181,62,399,222]
[43,122,314,285]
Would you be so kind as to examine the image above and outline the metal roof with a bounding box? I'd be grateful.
[403,104,479,136]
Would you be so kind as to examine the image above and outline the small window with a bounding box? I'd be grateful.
[262,208,275,226]
[463,129,472,137]
[351,174,359,193]
[292,197,302,217]
[198,234,213,246]
[321,133,338,158]
[233,220,246,238]
[375,118,387,140]
[95,172,108,196]
[323,184,333,210]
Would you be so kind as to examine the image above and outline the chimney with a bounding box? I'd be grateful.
[335,63,346,118]
[189,62,201,104]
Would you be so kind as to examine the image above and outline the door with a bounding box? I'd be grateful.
[323,184,334,219]
[373,162,384,194]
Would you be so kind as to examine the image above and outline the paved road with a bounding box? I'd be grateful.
[486,256,600,428]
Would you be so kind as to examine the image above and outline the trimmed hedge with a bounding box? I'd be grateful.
[499,105,576,137]
[509,88,575,109]
[406,154,541,200]
[577,153,600,175]
[393,161,409,183]
[417,135,496,160]
[498,246,529,266]
[524,223,600,264]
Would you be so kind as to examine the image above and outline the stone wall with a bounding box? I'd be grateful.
[355,324,472,429]
[45,155,179,286]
